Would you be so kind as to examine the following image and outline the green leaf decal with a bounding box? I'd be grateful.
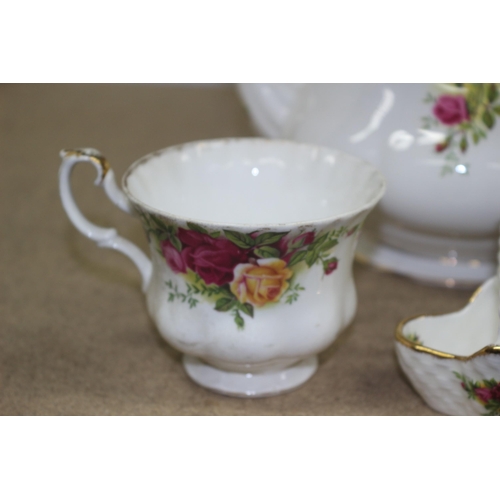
[488,84,498,103]
[215,297,236,312]
[170,235,182,252]
[283,282,305,305]
[287,250,307,267]
[484,378,497,389]
[482,110,495,129]
[254,246,280,258]
[224,230,255,249]
[309,233,328,250]
[187,222,209,234]
[305,249,319,267]
[234,311,244,329]
[289,236,306,250]
[239,303,254,318]
[306,250,318,267]
[319,239,338,253]
[210,231,221,238]
[218,285,235,298]
[151,214,168,231]
[255,232,288,246]
[150,214,162,226]
[493,105,500,116]
[460,136,468,153]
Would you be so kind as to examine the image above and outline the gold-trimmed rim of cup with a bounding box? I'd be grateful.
[395,282,500,361]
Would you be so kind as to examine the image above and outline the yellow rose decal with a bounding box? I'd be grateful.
[230,258,293,307]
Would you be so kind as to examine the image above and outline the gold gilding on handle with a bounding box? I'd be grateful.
[61,148,110,180]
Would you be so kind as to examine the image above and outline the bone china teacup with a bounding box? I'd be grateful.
[59,138,385,397]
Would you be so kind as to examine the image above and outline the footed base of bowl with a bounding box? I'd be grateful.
[182,355,318,398]
[356,231,495,289]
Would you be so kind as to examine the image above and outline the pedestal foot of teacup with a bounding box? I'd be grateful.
[182,355,319,398]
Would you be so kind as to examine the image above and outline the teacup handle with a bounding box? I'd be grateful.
[59,148,152,291]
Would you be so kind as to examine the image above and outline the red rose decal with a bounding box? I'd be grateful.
[474,387,492,403]
[456,373,500,415]
[473,382,500,403]
[177,228,207,247]
[146,214,351,329]
[433,95,469,126]
[177,228,249,286]
[324,259,338,275]
[347,226,358,237]
[161,240,189,274]
[490,383,500,401]
[292,231,315,247]
[435,142,448,153]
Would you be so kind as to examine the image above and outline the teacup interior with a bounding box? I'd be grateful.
[124,139,385,226]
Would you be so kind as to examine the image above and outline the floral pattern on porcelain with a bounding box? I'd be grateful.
[138,209,358,329]
[422,83,500,175]
[454,372,500,416]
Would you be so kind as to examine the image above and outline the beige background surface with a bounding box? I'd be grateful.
[0,84,474,415]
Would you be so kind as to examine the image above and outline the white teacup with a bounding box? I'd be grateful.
[59,139,385,397]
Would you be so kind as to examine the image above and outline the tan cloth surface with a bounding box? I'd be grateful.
[0,84,473,415]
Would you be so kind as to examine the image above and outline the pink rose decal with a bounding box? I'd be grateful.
[422,84,500,174]
[433,95,469,126]
[277,231,316,263]
[161,240,189,274]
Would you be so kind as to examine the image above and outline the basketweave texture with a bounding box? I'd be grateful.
[396,344,500,415]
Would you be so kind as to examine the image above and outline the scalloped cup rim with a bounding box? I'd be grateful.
[121,137,386,230]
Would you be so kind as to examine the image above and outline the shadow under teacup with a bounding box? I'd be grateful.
[59,138,385,397]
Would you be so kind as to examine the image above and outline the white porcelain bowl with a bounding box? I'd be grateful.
[395,276,500,415]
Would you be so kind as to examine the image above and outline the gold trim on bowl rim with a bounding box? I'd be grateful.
[395,282,500,361]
